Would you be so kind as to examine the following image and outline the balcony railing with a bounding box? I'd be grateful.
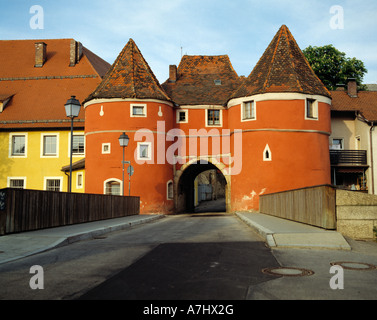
[330,150,367,166]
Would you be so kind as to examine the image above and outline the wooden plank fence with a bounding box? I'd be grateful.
[0,188,140,235]
[259,185,336,229]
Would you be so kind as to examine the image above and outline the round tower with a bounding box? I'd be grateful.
[227,25,332,211]
[83,39,174,214]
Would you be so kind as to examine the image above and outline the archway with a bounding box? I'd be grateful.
[175,160,229,214]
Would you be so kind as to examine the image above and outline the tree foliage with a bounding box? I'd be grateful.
[303,45,367,91]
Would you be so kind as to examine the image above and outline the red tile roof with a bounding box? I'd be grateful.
[84,39,171,103]
[0,39,110,129]
[231,25,331,99]
[162,55,241,106]
[331,90,377,122]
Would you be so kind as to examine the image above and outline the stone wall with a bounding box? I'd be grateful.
[336,190,377,240]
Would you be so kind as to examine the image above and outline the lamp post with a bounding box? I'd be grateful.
[65,95,81,193]
[118,132,130,196]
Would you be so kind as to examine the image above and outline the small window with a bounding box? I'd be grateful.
[77,172,83,189]
[176,110,188,123]
[131,104,147,117]
[72,135,85,155]
[45,178,62,192]
[104,180,121,195]
[263,144,272,161]
[306,98,318,119]
[207,109,221,126]
[8,178,25,189]
[11,135,26,156]
[242,101,256,120]
[138,143,151,160]
[214,79,222,85]
[167,181,173,200]
[43,135,57,156]
[102,143,111,154]
[331,138,344,150]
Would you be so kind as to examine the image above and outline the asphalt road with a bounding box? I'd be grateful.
[0,213,279,300]
[1,212,377,303]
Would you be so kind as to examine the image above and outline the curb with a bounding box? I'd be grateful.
[235,212,276,247]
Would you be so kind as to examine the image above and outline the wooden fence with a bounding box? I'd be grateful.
[259,185,336,229]
[0,188,140,235]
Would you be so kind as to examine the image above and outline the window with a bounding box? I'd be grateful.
[306,98,318,119]
[45,178,62,192]
[8,178,25,189]
[167,181,173,200]
[77,172,83,189]
[242,101,256,120]
[102,143,111,154]
[72,135,85,155]
[263,144,272,161]
[131,104,147,117]
[207,109,221,126]
[176,109,188,123]
[214,79,222,85]
[11,134,26,157]
[42,135,57,156]
[137,142,152,160]
[331,138,344,150]
[104,180,121,195]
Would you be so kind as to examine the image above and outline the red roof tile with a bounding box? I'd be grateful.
[162,55,241,105]
[331,90,377,122]
[0,39,110,129]
[231,25,331,99]
[84,39,171,103]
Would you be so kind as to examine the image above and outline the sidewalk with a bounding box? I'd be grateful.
[0,215,164,265]
[236,212,351,250]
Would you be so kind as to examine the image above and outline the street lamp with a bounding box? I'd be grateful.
[65,95,81,193]
[118,132,130,196]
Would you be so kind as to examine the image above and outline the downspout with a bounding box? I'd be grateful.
[370,121,375,194]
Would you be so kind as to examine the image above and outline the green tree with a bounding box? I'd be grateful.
[303,45,367,91]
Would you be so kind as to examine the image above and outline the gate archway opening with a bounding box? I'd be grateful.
[175,160,229,214]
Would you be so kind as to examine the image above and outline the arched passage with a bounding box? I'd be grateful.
[175,160,229,213]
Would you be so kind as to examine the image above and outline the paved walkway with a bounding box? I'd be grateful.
[236,212,351,250]
[0,215,164,265]
[0,211,352,266]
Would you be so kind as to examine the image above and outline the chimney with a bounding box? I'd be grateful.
[69,40,83,67]
[169,65,177,83]
[336,84,345,91]
[34,42,47,67]
[347,78,358,97]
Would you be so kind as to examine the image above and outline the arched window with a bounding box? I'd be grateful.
[263,144,272,161]
[104,179,122,195]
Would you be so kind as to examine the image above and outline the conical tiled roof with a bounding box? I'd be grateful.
[231,25,331,100]
[84,39,171,104]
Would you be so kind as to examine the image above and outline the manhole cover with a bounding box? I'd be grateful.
[330,261,376,271]
[262,267,314,277]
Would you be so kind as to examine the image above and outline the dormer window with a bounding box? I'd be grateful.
[214,80,222,85]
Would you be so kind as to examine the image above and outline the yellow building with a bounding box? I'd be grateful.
[0,39,110,192]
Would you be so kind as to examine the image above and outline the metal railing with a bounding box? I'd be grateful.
[330,150,367,165]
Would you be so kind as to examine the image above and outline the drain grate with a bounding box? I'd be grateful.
[262,267,314,277]
[330,261,377,271]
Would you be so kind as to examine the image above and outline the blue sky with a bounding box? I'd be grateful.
[1,0,377,84]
